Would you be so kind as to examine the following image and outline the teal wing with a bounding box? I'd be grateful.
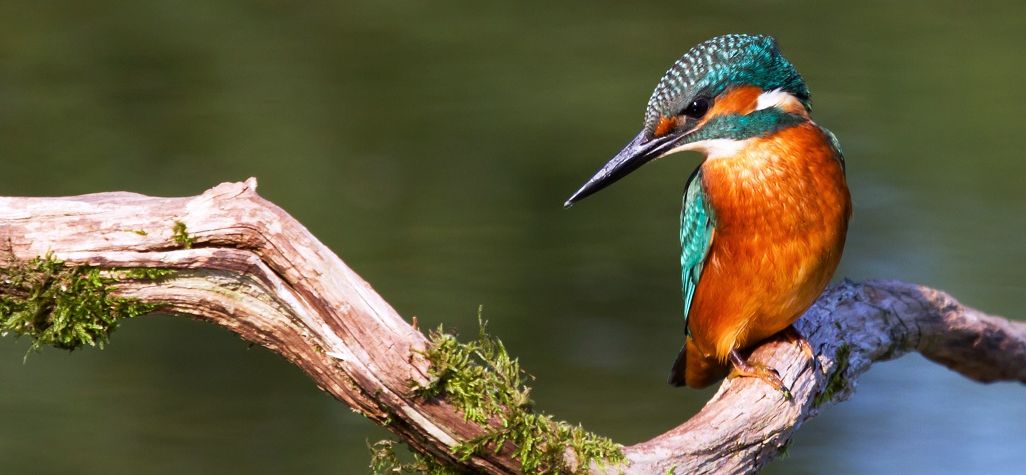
[679,169,714,334]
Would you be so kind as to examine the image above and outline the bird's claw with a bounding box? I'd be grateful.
[728,350,792,399]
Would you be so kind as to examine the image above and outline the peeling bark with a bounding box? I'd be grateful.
[0,180,1021,474]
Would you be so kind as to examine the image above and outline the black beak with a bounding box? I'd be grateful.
[564,130,679,207]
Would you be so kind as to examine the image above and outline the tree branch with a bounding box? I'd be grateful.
[0,180,1021,474]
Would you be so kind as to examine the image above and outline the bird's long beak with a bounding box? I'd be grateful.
[564,130,681,207]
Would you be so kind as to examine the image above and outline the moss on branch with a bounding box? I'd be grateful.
[0,254,170,352]
[172,220,193,249]
[369,440,462,475]
[814,343,851,407]
[374,312,624,474]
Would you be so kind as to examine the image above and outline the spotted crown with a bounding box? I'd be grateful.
[643,34,810,136]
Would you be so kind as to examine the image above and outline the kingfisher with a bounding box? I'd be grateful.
[565,34,851,392]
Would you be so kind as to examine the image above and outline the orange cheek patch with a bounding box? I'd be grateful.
[702,86,763,123]
[654,115,677,137]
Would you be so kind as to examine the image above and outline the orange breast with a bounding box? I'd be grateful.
[687,122,851,361]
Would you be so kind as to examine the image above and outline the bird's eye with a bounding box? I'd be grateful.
[681,97,710,119]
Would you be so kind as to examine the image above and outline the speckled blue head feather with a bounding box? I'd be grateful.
[643,34,809,136]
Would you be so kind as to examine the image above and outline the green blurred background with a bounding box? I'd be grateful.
[1,1,1024,474]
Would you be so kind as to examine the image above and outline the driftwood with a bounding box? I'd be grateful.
[0,179,1022,474]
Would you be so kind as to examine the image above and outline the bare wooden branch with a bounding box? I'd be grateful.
[0,180,1021,474]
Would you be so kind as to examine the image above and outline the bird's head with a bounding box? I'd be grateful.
[565,34,811,206]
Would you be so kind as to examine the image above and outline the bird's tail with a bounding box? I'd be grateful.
[668,336,729,388]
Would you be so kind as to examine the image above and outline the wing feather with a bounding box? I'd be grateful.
[680,169,715,334]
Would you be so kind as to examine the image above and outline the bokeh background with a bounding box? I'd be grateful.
[1,1,1024,474]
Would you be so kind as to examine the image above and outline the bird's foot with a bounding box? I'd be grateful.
[728,350,791,399]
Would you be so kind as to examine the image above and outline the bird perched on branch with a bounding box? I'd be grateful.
[565,34,851,393]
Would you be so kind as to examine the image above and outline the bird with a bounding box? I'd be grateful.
[564,34,851,393]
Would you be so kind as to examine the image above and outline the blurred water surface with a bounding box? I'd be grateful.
[0,1,1024,473]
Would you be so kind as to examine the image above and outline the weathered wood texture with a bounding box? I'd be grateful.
[1,180,1021,474]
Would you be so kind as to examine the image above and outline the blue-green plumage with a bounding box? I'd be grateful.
[644,34,809,137]
[679,169,714,335]
[688,108,806,143]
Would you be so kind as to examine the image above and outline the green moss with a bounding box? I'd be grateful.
[132,229,148,236]
[407,312,624,474]
[0,254,167,353]
[777,438,792,458]
[172,220,193,249]
[813,343,851,407]
[369,440,463,475]
[122,268,175,281]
